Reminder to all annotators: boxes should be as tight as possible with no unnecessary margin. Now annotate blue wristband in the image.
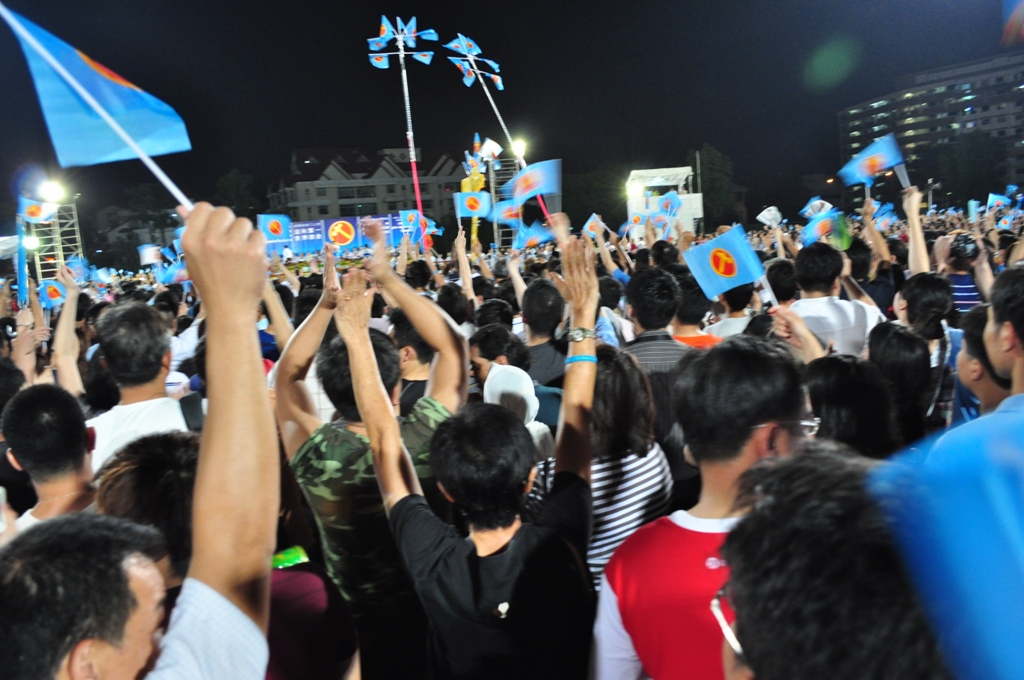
[565,355,598,366]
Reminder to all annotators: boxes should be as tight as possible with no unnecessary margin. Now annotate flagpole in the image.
[0,2,192,211]
[396,37,427,242]
[15,215,28,307]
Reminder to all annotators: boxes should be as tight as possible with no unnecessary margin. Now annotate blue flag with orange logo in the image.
[619,212,647,238]
[454,192,492,220]
[398,210,437,239]
[512,221,555,250]
[650,191,681,216]
[583,214,606,237]
[801,208,842,247]
[492,200,523,226]
[2,8,191,168]
[17,196,57,223]
[988,193,1012,211]
[37,281,65,309]
[258,215,292,242]
[683,226,765,300]
[502,160,561,206]
[837,134,904,188]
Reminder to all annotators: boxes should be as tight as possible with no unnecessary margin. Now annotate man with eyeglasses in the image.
[591,336,806,680]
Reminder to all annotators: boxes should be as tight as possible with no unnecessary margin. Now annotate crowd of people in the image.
[0,183,1021,680]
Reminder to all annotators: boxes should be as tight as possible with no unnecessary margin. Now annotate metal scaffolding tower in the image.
[28,203,84,281]
[491,160,518,248]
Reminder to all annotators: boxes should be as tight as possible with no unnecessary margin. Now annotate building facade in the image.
[838,52,1024,204]
[266,148,464,222]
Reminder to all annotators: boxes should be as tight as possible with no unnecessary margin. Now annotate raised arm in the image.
[472,241,494,281]
[840,252,877,307]
[425,247,446,290]
[181,202,279,632]
[396,235,409,277]
[272,253,301,295]
[554,233,598,484]
[904,187,929,276]
[861,198,892,267]
[594,222,620,275]
[364,220,468,414]
[508,250,527,310]
[262,277,295,354]
[53,266,84,397]
[454,226,476,306]
[336,270,424,512]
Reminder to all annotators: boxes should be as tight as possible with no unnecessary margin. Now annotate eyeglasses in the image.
[752,418,820,437]
[711,586,745,662]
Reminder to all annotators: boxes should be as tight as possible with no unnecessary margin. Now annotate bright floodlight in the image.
[512,139,527,158]
[626,181,644,199]
[39,181,65,203]
[23,236,40,250]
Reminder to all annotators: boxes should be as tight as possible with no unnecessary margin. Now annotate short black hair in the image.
[960,304,1012,390]
[495,279,520,315]
[0,514,166,680]
[474,299,514,330]
[436,283,472,326]
[650,240,679,267]
[390,307,435,365]
[721,284,754,313]
[665,266,710,325]
[674,335,803,464]
[83,349,121,413]
[990,266,1024,343]
[470,324,532,371]
[430,403,536,530]
[795,242,843,294]
[472,276,496,302]
[765,259,798,304]
[293,289,322,328]
[846,238,873,281]
[0,355,26,414]
[96,302,170,387]
[318,329,401,422]
[592,347,653,459]
[522,278,565,338]
[887,237,909,266]
[2,385,88,482]
[97,432,200,580]
[598,276,623,311]
[626,266,680,331]
[804,355,900,459]
[902,273,953,341]
[274,283,294,317]
[722,447,952,680]
[867,323,931,446]
[405,260,432,290]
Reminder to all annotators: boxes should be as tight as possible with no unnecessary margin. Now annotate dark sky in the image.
[0,0,1009,224]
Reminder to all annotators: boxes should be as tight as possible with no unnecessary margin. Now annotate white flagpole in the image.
[0,3,193,210]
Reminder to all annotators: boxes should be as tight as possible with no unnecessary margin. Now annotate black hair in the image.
[633,248,650,271]
[867,322,931,446]
[84,301,111,330]
[665,267,710,325]
[404,260,432,290]
[592,347,654,460]
[152,289,181,310]
[436,283,472,326]
[175,315,194,334]
[902,273,953,341]
[472,276,496,302]
[765,259,798,304]
[804,355,901,459]
[990,266,1024,346]
[291,289,321,328]
[795,242,843,294]
[846,238,873,281]
[83,349,121,413]
[0,355,26,413]
[430,402,536,530]
[742,313,774,338]
[960,304,1012,391]
[625,266,680,331]
[96,302,170,387]
[371,292,387,319]
[97,432,199,580]
[650,240,679,267]
[0,514,166,680]
[318,329,400,422]
[2,385,88,482]
[274,283,295,317]
[389,307,435,365]
[522,278,565,338]
[721,284,754,313]
[674,335,803,464]
[887,237,909,266]
[0,317,16,356]
[722,447,952,680]
[495,279,520,315]
[598,276,623,311]
[470,324,532,371]
[474,299,514,330]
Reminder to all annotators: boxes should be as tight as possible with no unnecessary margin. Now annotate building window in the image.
[387,185,396,194]
[306,206,312,216]
[338,188,355,199]
[999,130,1007,137]
[318,205,329,215]
[999,117,1008,123]
[304,189,310,199]
[357,187,376,198]
[983,119,991,125]
[966,121,978,128]
[316,187,327,197]
[422,200,433,209]
[387,202,399,210]
[850,131,861,137]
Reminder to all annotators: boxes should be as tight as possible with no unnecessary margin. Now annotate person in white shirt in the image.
[87,302,191,471]
[706,284,755,338]
[789,242,886,356]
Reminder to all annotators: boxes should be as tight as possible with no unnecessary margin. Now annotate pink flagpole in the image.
[397,37,427,242]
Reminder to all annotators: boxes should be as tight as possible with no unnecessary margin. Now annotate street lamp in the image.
[511,139,527,159]
[626,181,644,200]
[38,181,65,203]
[23,235,40,250]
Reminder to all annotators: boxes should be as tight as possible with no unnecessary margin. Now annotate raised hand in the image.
[549,212,571,245]
[55,265,80,298]
[902,186,922,218]
[454,225,467,256]
[334,270,374,340]
[561,236,600,321]
[361,218,393,281]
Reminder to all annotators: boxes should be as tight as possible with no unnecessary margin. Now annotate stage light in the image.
[38,181,65,203]
[626,181,644,199]
[512,139,527,158]
[23,236,40,250]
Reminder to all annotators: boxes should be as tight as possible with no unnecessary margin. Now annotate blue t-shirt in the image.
[926,394,1024,468]
[946,273,982,314]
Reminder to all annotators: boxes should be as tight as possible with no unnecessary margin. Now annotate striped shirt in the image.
[623,331,690,374]
[947,273,982,313]
[522,444,673,588]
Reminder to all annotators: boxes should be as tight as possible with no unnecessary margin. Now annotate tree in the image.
[214,169,263,219]
[125,183,178,232]
[917,132,1002,206]
[687,144,736,225]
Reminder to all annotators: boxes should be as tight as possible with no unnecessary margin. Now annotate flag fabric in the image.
[454,192,493,220]
[988,193,1011,210]
[874,203,898,232]
[583,214,606,237]
[800,197,833,219]
[137,244,161,266]
[258,214,291,242]
[369,54,390,69]
[1004,0,1024,45]
[449,57,476,87]
[65,255,89,283]
[683,226,765,300]
[445,33,482,56]
[17,196,57,223]
[37,281,65,309]
[3,9,192,168]
[651,191,681,216]
[512,221,555,250]
[91,266,114,284]
[756,206,783,228]
[378,15,396,42]
[492,200,523,226]
[837,134,904,188]
[801,209,843,247]
[411,52,433,65]
[620,212,648,238]
[398,210,438,239]
[161,246,177,263]
[502,160,561,206]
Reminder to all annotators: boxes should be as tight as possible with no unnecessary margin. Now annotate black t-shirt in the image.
[857,267,896,314]
[389,472,594,680]
[400,379,428,417]
[527,342,566,387]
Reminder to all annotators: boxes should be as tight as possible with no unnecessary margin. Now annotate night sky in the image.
[0,0,1009,224]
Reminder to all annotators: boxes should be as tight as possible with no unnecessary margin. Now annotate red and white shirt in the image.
[591,511,738,680]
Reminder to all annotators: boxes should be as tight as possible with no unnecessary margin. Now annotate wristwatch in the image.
[567,327,597,342]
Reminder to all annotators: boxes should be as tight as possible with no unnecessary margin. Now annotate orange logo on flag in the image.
[710,248,737,278]
[516,172,538,195]
[373,56,385,63]
[380,23,388,37]
[465,196,481,212]
[25,204,42,218]
[76,50,141,90]
[46,286,62,300]
[328,220,356,246]
[861,154,886,176]
[631,215,642,224]
[267,220,283,236]
[406,213,417,224]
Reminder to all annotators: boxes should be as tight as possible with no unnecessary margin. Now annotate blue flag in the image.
[257,214,291,242]
[369,54,390,69]
[988,193,1012,210]
[398,210,437,239]
[801,209,843,247]
[800,196,833,219]
[17,196,57,223]
[454,192,493,220]
[3,8,191,168]
[66,255,89,283]
[837,134,904,188]
[683,226,765,299]
[512,222,555,250]
[38,281,65,309]
[583,214,605,237]
[492,200,523,226]
[651,191,681,216]
[502,160,561,206]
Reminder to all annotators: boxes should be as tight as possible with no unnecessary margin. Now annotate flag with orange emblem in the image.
[837,134,904,188]
[683,225,765,299]
[17,196,57,223]
[258,215,292,242]
[502,160,561,206]
[454,192,492,220]
[2,8,191,167]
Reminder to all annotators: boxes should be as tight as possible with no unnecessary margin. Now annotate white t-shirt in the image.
[706,314,752,338]
[87,398,188,472]
[789,296,886,356]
